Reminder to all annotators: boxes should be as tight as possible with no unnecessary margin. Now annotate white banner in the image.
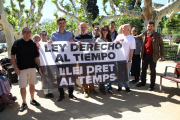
[39,41,126,66]
[39,41,128,88]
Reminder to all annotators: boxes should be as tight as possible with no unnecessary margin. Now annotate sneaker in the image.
[101,91,106,95]
[90,90,98,94]
[126,87,131,93]
[117,87,122,92]
[30,99,40,106]
[108,90,113,94]
[19,103,27,112]
[84,91,88,98]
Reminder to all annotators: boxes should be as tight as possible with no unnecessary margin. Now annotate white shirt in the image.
[114,34,136,62]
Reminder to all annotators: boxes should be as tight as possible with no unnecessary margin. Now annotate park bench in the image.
[160,61,180,92]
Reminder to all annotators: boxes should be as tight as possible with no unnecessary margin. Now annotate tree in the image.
[51,0,122,31]
[0,0,14,57]
[87,0,99,20]
[0,0,46,56]
[111,0,180,31]
[6,0,46,39]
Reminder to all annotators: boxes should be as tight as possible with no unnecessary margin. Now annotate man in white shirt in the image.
[115,24,136,93]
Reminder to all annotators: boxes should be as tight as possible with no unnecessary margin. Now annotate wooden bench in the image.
[160,61,180,92]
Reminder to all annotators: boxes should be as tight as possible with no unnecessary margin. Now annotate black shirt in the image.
[74,34,93,42]
[11,38,39,70]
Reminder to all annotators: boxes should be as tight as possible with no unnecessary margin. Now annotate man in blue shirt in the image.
[109,21,118,41]
[50,17,77,101]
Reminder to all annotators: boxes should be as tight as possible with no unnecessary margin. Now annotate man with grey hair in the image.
[74,22,98,98]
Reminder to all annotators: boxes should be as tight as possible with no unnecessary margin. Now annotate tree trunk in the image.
[0,0,14,57]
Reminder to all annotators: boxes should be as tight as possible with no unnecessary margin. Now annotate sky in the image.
[4,0,167,23]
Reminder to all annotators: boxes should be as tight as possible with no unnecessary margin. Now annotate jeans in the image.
[99,82,112,92]
[118,63,132,88]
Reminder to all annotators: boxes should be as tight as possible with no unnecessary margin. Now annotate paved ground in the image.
[0,52,180,120]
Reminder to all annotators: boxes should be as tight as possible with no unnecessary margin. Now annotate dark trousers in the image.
[58,87,74,97]
[141,54,157,87]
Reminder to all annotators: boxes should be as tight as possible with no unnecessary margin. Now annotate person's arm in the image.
[127,49,134,68]
[35,57,42,74]
[11,55,20,74]
[134,31,147,41]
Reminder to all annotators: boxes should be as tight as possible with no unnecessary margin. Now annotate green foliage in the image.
[112,15,143,34]
[40,16,77,38]
[6,14,18,31]
[37,0,43,7]
[4,7,11,14]
[173,34,180,43]
[163,42,169,45]
[162,14,180,35]
[164,45,179,61]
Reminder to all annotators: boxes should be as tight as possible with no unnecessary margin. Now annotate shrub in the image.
[164,45,179,61]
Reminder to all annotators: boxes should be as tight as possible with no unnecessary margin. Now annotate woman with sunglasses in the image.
[96,25,113,95]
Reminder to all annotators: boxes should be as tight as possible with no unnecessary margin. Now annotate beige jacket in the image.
[134,31,165,62]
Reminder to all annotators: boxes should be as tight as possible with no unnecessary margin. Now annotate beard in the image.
[81,30,86,34]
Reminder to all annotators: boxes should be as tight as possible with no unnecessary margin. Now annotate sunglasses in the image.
[42,34,47,36]
[133,30,137,32]
[102,29,108,31]
[95,29,99,31]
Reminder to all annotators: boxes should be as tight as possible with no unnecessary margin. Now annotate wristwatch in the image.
[128,60,131,63]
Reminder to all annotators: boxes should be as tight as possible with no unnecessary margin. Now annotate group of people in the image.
[10,17,165,112]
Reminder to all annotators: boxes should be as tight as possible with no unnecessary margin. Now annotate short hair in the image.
[132,27,137,30]
[148,21,155,26]
[110,21,115,25]
[57,17,66,23]
[22,27,30,33]
[94,27,99,29]
[32,34,41,40]
[40,30,47,35]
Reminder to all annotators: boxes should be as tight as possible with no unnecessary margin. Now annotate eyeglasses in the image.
[95,29,99,31]
[23,31,31,34]
[42,34,47,36]
[102,29,108,31]
[133,30,137,32]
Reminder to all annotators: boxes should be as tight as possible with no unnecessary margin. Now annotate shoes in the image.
[84,91,89,98]
[56,96,65,102]
[126,87,131,93]
[30,99,40,106]
[117,87,122,92]
[45,93,54,98]
[148,87,154,91]
[136,82,146,87]
[108,90,113,94]
[101,91,106,95]
[130,80,138,84]
[19,103,27,112]
[89,90,98,94]
[69,95,77,100]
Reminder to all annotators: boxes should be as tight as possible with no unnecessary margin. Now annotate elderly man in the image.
[109,21,118,41]
[74,22,98,98]
[115,24,136,93]
[50,17,77,101]
[135,21,165,91]
[11,27,41,112]
[39,30,54,98]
